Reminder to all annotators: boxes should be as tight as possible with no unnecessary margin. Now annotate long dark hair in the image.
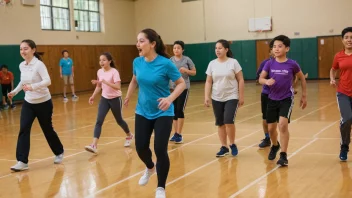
[21,39,42,61]
[216,39,233,58]
[101,52,116,68]
[141,28,169,58]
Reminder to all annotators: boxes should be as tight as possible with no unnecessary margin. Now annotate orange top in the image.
[0,71,14,85]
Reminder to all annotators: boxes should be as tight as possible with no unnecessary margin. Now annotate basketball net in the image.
[0,0,12,6]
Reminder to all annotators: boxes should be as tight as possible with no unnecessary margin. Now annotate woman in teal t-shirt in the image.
[124,28,186,198]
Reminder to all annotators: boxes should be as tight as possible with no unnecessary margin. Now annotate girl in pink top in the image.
[85,52,133,154]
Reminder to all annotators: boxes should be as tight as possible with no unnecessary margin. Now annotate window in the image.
[74,0,100,32]
[40,0,70,31]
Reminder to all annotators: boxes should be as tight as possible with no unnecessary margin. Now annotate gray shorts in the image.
[63,75,73,85]
[212,99,239,126]
[337,92,352,124]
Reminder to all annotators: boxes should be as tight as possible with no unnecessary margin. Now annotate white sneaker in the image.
[155,187,166,198]
[10,161,28,172]
[63,97,68,102]
[124,134,134,147]
[139,167,155,186]
[54,153,64,164]
[85,144,98,154]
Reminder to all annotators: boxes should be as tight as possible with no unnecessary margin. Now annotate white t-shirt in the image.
[205,58,242,102]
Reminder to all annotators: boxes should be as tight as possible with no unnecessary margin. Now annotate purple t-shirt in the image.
[256,58,272,95]
[262,58,301,100]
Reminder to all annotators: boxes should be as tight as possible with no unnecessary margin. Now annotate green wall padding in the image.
[287,38,318,79]
[0,45,24,102]
[238,40,256,80]
[183,40,257,81]
[183,42,216,81]
[301,38,318,79]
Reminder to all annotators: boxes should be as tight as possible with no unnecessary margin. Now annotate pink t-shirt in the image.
[97,68,122,99]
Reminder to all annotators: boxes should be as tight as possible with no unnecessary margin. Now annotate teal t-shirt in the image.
[133,55,181,119]
[59,58,73,75]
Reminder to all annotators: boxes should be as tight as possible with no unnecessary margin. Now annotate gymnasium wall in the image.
[135,0,348,81]
[134,0,350,44]
[0,0,136,45]
[0,0,138,102]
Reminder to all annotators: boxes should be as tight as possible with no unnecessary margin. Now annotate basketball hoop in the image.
[0,0,12,6]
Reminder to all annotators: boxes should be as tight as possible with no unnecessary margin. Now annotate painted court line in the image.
[91,103,267,196]
[93,101,334,196]
[165,103,336,188]
[166,142,258,187]
[295,152,352,156]
[0,159,17,162]
[0,174,12,179]
[228,121,338,198]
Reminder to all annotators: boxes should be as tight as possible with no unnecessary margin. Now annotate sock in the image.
[265,133,270,138]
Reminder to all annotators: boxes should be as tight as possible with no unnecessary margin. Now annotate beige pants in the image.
[63,75,74,85]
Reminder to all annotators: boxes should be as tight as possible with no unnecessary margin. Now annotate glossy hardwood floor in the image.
[0,80,351,198]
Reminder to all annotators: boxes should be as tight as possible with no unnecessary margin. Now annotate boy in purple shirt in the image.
[256,45,274,148]
[259,35,307,166]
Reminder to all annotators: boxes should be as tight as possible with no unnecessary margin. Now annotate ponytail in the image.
[34,52,42,61]
[110,60,116,68]
[141,28,170,58]
[226,49,233,58]
[155,35,170,58]
[101,52,116,68]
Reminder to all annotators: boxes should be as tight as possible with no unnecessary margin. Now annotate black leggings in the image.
[173,89,189,120]
[135,114,173,188]
[94,96,130,138]
[17,99,64,164]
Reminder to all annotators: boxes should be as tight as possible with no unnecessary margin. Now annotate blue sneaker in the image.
[230,144,238,156]
[216,146,229,157]
[340,145,349,161]
[174,134,183,144]
[169,133,177,141]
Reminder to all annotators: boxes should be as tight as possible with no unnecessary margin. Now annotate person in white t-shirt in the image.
[204,39,244,157]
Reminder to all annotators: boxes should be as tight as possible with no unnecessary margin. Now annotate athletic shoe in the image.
[174,134,183,144]
[54,153,64,164]
[216,146,229,157]
[139,167,156,186]
[268,142,280,160]
[10,161,29,172]
[259,137,271,148]
[85,144,98,154]
[340,145,349,161]
[3,104,9,110]
[229,144,238,156]
[277,152,288,166]
[155,187,166,198]
[124,134,134,147]
[169,133,177,141]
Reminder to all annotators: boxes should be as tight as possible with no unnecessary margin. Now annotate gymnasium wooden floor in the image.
[0,80,351,198]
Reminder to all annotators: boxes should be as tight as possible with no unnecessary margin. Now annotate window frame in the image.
[40,0,71,31]
[74,0,101,32]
